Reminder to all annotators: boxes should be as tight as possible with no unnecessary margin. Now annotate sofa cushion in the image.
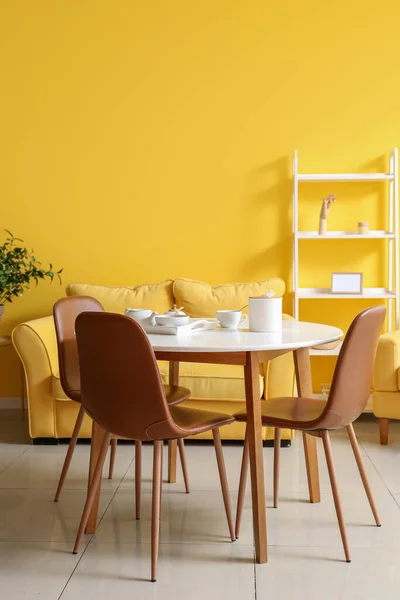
[53,362,263,403]
[66,281,174,314]
[173,277,285,318]
[159,362,263,402]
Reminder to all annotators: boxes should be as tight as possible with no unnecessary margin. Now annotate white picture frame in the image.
[331,272,363,295]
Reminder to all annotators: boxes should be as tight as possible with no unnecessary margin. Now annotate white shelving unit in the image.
[292,148,399,357]
[298,231,395,239]
[298,173,394,182]
[298,287,396,300]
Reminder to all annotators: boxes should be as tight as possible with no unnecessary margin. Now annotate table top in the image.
[148,320,342,353]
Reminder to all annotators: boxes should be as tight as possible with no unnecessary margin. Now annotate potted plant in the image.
[0,230,62,321]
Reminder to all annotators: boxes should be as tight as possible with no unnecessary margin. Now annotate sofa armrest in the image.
[262,313,296,400]
[12,316,59,438]
[373,330,400,392]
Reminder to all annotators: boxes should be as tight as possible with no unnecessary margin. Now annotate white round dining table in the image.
[86,319,342,565]
[148,320,342,353]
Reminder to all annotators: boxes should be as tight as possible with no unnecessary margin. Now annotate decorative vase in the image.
[358,222,369,235]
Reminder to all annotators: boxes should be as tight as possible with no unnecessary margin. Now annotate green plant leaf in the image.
[0,229,63,303]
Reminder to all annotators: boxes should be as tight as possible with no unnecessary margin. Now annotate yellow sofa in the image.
[373,330,400,444]
[12,277,295,443]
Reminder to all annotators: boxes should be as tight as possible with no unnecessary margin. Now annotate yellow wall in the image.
[0,0,399,396]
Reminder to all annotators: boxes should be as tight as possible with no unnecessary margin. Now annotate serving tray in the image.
[143,318,218,336]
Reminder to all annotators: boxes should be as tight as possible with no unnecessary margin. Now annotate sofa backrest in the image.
[66,281,174,314]
[66,277,286,319]
[173,277,285,318]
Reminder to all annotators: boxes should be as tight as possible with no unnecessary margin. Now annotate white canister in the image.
[249,296,282,332]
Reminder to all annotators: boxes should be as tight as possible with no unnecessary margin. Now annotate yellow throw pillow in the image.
[66,281,174,314]
[173,277,285,318]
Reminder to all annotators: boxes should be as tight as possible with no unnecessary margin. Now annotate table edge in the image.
[151,333,343,353]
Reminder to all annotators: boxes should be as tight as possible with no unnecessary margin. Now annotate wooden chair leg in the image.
[212,428,236,541]
[379,418,389,445]
[73,432,112,554]
[346,424,381,526]
[135,440,142,520]
[54,404,85,502]
[159,441,163,510]
[108,438,117,479]
[235,429,249,539]
[151,440,163,582]
[273,427,281,508]
[177,438,190,493]
[321,430,351,563]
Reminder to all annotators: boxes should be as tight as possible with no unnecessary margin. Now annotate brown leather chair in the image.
[72,311,236,582]
[53,297,191,513]
[234,306,385,563]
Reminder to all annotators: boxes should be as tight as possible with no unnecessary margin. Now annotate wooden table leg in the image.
[85,420,107,534]
[293,347,320,504]
[168,361,179,483]
[244,351,267,564]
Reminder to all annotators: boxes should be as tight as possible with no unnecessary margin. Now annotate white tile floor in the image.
[0,410,399,599]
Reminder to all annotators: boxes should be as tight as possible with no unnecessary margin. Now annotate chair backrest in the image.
[53,296,104,401]
[317,306,386,430]
[75,311,179,441]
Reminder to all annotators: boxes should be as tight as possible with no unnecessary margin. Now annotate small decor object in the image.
[0,230,62,322]
[249,290,282,332]
[358,222,369,235]
[318,194,336,235]
[331,272,363,295]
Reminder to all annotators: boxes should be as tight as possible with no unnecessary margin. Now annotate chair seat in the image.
[163,385,191,406]
[234,396,328,430]
[171,405,235,436]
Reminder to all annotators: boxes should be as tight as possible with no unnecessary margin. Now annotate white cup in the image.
[249,296,282,332]
[124,308,154,322]
[124,308,158,327]
[216,310,248,329]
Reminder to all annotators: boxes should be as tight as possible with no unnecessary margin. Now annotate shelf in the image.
[297,173,394,182]
[297,230,395,239]
[310,342,342,356]
[292,149,399,332]
[298,287,396,299]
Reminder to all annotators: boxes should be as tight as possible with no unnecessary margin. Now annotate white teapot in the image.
[124,308,157,327]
